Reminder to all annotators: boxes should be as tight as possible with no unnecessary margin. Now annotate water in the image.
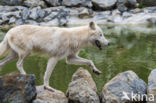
[0,24,156,93]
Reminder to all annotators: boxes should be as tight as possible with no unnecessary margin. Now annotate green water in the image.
[0,24,156,93]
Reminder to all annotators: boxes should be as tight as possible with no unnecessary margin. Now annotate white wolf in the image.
[0,22,109,91]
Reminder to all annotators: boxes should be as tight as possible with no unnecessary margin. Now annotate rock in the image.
[56,9,69,26]
[92,0,117,10]
[147,18,156,24]
[43,12,58,22]
[15,19,24,25]
[141,0,156,7]
[66,68,100,103]
[33,86,68,103]
[9,17,16,24]
[62,0,92,8]
[44,0,61,6]
[25,20,38,25]
[29,7,46,20]
[38,9,46,18]
[122,7,156,24]
[22,8,30,20]
[94,11,111,21]
[78,8,93,19]
[147,69,156,103]
[0,72,36,103]
[117,4,128,12]
[117,0,138,12]
[112,9,121,16]
[101,71,147,103]
[29,7,39,20]
[24,0,47,8]
[0,11,21,25]
[131,8,142,13]
[143,7,156,13]
[0,0,23,6]
[122,12,132,18]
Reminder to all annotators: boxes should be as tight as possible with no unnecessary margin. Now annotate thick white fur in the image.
[0,22,109,91]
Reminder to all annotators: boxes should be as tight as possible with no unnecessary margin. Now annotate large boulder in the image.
[92,0,117,10]
[66,68,100,103]
[101,71,147,103]
[147,69,156,103]
[0,72,36,103]
[141,0,156,7]
[33,86,68,103]
[62,0,92,8]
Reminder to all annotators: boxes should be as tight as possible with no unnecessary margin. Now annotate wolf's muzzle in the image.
[95,40,102,50]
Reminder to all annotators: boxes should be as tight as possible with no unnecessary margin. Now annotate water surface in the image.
[0,24,156,93]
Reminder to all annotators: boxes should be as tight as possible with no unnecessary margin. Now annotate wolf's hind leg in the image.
[44,57,58,92]
[66,55,102,75]
[16,52,30,74]
[0,50,18,70]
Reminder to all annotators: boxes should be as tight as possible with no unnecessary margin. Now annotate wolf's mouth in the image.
[95,40,102,50]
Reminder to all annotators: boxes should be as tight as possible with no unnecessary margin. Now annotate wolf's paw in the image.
[93,69,102,75]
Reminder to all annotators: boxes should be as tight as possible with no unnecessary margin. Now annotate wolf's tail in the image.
[0,37,9,56]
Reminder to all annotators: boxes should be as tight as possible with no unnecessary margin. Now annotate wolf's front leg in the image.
[66,55,102,75]
[44,57,58,92]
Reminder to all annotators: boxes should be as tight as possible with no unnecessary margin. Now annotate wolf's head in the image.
[88,22,109,50]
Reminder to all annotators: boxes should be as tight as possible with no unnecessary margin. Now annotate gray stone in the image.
[112,9,121,16]
[57,9,69,26]
[148,69,156,103]
[131,8,142,13]
[0,11,21,18]
[147,18,156,24]
[141,0,156,7]
[15,19,24,25]
[43,12,58,22]
[117,4,128,12]
[25,20,38,25]
[92,0,117,10]
[117,0,138,12]
[143,7,156,13]
[62,0,92,7]
[38,9,46,18]
[29,7,40,20]
[33,86,68,103]
[22,8,30,20]
[9,17,16,24]
[0,0,23,6]
[28,7,46,21]
[66,68,100,103]
[45,0,61,6]
[0,72,36,103]
[78,8,93,19]
[24,0,47,8]
[122,12,132,18]
[101,71,147,103]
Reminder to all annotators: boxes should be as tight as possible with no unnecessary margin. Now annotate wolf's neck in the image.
[73,26,90,49]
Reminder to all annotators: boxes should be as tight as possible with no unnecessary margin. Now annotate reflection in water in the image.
[0,25,156,93]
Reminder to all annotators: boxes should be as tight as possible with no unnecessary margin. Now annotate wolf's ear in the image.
[89,21,95,30]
